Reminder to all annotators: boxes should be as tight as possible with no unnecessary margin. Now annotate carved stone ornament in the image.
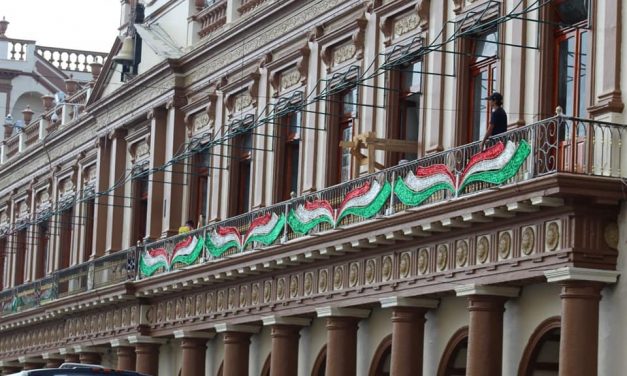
[217,290,225,311]
[277,278,286,300]
[477,236,489,264]
[228,288,236,309]
[318,269,328,292]
[453,0,463,13]
[393,13,419,38]
[333,266,344,290]
[521,227,535,255]
[349,262,359,287]
[399,252,411,278]
[365,259,376,284]
[240,286,247,308]
[206,292,214,312]
[382,256,393,281]
[418,248,429,274]
[456,240,468,267]
[498,232,512,259]
[290,275,299,298]
[436,244,448,271]
[332,42,356,66]
[251,283,260,305]
[545,222,560,252]
[604,222,619,250]
[304,272,313,295]
[264,281,272,303]
[280,68,302,92]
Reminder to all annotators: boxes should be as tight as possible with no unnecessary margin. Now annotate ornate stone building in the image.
[0,0,625,375]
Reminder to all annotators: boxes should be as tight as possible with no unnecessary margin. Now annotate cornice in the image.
[544,267,620,284]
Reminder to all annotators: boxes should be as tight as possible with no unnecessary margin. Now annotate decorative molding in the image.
[379,296,439,309]
[261,316,311,326]
[214,324,260,333]
[544,267,620,284]
[173,330,215,339]
[315,306,370,319]
[455,284,520,298]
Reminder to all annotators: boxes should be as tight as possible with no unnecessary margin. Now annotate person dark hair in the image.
[185,220,194,228]
[480,92,507,150]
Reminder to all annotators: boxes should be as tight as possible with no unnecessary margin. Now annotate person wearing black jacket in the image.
[480,92,507,150]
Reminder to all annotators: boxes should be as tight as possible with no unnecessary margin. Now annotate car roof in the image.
[7,368,149,376]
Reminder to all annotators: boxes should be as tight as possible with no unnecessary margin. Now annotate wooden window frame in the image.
[518,316,561,376]
[34,221,49,279]
[14,228,27,285]
[327,85,358,186]
[229,128,253,216]
[368,334,392,376]
[437,327,469,376]
[189,150,210,225]
[275,110,301,202]
[132,174,149,243]
[467,30,499,143]
[58,209,73,270]
[311,344,327,376]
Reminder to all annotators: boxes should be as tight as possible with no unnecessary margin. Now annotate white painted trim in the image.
[173,330,215,339]
[544,267,620,283]
[379,296,439,309]
[214,323,260,334]
[454,284,520,298]
[315,306,370,318]
[261,315,311,327]
[127,335,167,344]
[109,339,131,348]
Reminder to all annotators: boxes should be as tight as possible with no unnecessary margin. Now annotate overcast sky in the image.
[1,0,120,52]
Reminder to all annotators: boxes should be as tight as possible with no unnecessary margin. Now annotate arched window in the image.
[311,345,327,376]
[437,327,469,376]
[368,335,392,376]
[217,360,223,376]
[260,353,271,376]
[468,30,499,142]
[518,317,561,376]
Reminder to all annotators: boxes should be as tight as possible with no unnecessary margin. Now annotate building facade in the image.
[0,0,625,375]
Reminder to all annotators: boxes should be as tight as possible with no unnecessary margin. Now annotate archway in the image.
[368,334,392,376]
[311,345,327,376]
[518,317,561,376]
[437,327,469,376]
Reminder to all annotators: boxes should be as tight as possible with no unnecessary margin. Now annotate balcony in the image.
[0,115,625,318]
[195,0,228,38]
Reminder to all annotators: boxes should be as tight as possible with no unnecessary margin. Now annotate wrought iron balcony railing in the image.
[0,115,625,317]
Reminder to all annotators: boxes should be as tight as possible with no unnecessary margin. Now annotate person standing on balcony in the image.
[178,220,195,234]
[480,92,507,150]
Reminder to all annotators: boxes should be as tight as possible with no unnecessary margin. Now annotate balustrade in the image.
[36,46,106,73]
[195,0,227,37]
[4,39,32,61]
[0,116,625,315]
[238,0,268,15]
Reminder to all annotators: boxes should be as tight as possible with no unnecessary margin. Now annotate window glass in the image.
[474,30,498,63]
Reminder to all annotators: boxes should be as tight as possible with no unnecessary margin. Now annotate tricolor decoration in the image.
[205,226,242,257]
[243,212,285,248]
[336,180,391,224]
[171,235,204,267]
[394,164,456,206]
[139,247,170,277]
[288,199,335,235]
[458,140,530,192]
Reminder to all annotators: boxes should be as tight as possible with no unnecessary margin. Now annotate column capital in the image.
[454,283,520,298]
[262,315,311,327]
[315,306,370,318]
[0,360,20,368]
[59,347,76,355]
[379,296,439,309]
[110,339,131,348]
[544,267,619,284]
[174,330,215,339]
[42,352,63,360]
[18,356,44,364]
[128,335,167,345]
[214,323,260,334]
[73,345,107,354]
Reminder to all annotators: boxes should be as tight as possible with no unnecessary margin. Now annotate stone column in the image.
[18,357,45,370]
[215,324,260,376]
[74,346,105,365]
[174,331,214,376]
[455,284,519,376]
[111,339,136,371]
[145,107,167,241]
[380,297,439,376]
[105,129,127,253]
[316,307,370,376]
[42,353,64,369]
[129,336,166,376]
[545,267,619,376]
[60,348,80,364]
[262,316,311,376]
[0,361,21,374]
[160,100,186,237]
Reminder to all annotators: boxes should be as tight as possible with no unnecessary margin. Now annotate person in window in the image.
[480,92,507,150]
[178,220,195,234]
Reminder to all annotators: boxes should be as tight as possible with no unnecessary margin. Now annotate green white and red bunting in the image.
[288,199,335,235]
[171,235,204,267]
[336,180,391,223]
[205,226,242,257]
[458,140,530,191]
[394,164,455,206]
[243,212,285,249]
[139,247,169,277]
